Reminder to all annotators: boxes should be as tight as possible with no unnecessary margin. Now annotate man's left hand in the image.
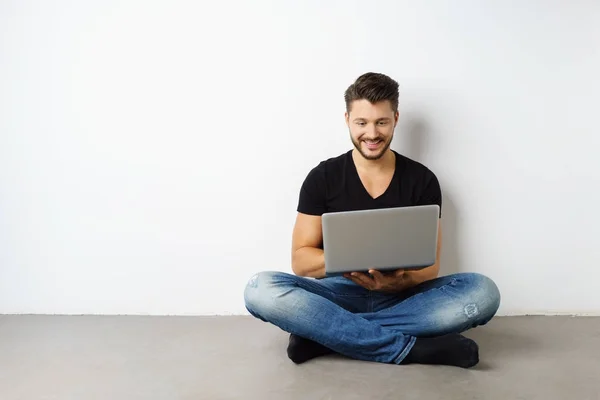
[344,269,407,293]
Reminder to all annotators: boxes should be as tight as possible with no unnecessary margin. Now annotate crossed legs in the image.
[244,271,500,367]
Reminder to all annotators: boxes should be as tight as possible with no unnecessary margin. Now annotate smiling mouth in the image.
[363,138,383,149]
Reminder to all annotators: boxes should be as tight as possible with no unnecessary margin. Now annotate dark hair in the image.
[344,72,399,112]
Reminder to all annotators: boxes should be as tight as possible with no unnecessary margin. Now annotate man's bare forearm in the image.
[292,247,326,278]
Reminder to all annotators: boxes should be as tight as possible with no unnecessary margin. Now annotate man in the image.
[244,72,500,368]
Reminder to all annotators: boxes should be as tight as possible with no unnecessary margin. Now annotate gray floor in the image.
[0,316,599,400]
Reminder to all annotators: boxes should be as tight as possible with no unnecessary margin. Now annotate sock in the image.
[401,333,479,368]
[286,334,334,364]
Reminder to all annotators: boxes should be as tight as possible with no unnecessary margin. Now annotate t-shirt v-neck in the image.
[297,149,443,217]
[348,152,398,203]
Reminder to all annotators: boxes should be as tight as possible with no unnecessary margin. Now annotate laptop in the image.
[321,204,440,276]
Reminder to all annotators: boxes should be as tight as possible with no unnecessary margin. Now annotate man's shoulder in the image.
[314,150,351,169]
[305,150,351,178]
[297,151,352,215]
[394,151,438,180]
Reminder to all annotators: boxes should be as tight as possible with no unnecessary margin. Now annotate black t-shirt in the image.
[297,150,442,217]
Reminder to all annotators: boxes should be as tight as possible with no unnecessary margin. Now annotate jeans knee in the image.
[243,271,288,319]
[432,273,500,333]
[462,273,501,323]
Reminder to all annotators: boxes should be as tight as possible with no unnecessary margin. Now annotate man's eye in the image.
[377,121,388,125]
[356,122,366,126]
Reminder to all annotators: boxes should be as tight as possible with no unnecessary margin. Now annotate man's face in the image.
[345,99,399,160]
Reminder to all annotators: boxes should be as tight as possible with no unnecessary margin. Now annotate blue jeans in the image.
[244,271,500,364]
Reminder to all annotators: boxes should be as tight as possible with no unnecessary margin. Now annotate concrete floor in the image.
[0,316,599,399]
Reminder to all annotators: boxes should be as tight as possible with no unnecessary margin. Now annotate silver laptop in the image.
[321,204,440,276]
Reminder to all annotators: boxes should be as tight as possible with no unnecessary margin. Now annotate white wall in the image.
[1,1,599,316]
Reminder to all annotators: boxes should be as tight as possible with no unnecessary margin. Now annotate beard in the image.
[351,135,393,160]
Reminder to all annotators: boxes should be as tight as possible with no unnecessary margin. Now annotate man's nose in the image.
[366,123,377,136]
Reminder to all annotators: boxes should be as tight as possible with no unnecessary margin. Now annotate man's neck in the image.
[351,148,396,172]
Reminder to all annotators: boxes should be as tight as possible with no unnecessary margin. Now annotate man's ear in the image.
[345,111,350,127]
